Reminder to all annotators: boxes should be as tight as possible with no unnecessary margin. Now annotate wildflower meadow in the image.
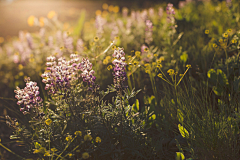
[0,0,240,159]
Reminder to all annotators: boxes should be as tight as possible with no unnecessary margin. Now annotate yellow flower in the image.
[135,51,141,57]
[157,64,162,68]
[47,11,56,19]
[112,45,116,50]
[167,69,174,75]
[95,10,101,16]
[108,5,114,12]
[114,36,119,40]
[154,54,158,57]
[19,72,24,77]
[102,10,108,17]
[107,65,113,70]
[152,62,156,66]
[219,39,223,43]
[205,30,209,34]
[133,61,138,65]
[223,33,228,38]
[66,136,72,142]
[27,16,35,26]
[18,64,23,70]
[0,37,4,43]
[33,147,46,154]
[186,64,191,68]
[94,36,99,42]
[212,43,218,48]
[84,134,92,141]
[102,3,108,10]
[227,29,232,33]
[113,6,119,13]
[45,119,52,126]
[147,54,151,58]
[179,74,183,77]
[157,73,162,77]
[51,148,58,152]
[39,17,45,27]
[144,63,149,67]
[68,153,73,157]
[60,46,65,50]
[82,152,89,159]
[144,47,149,52]
[95,136,101,143]
[74,131,82,137]
[44,151,50,157]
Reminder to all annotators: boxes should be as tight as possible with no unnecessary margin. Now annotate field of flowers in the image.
[0,0,240,159]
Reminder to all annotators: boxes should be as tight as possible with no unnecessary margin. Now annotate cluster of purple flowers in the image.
[78,58,96,87]
[145,20,153,45]
[112,47,127,88]
[41,55,78,96]
[166,3,176,28]
[41,54,96,96]
[14,77,43,114]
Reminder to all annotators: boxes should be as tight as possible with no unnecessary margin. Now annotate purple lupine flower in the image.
[76,39,84,53]
[39,28,46,44]
[148,8,154,18]
[26,33,34,49]
[48,36,53,48]
[78,58,96,87]
[41,55,80,96]
[95,15,106,38]
[158,7,163,18]
[63,32,73,52]
[111,23,119,40]
[145,20,153,45]
[226,0,232,8]
[122,7,128,18]
[166,3,176,28]
[112,47,127,88]
[14,77,43,115]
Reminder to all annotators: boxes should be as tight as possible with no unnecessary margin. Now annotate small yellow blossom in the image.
[95,136,101,143]
[44,151,50,157]
[47,11,56,19]
[167,69,174,75]
[51,148,58,152]
[179,74,183,77]
[102,3,108,10]
[231,39,237,43]
[84,134,92,141]
[107,65,113,70]
[186,64,191,68]
[157,64,162,68]
[157,73,162,77]
[112,45,116,50]
[135,51,141,57]
[154,54,158,57]
[18,64,23,70]
[223,33,228,38]
[45,119,52,126]
[133,61,138,65]
[68,153,73,157]
[39,17,45,27]
[27,16,35,26]
[19,72,24,77]
[213,43,218,48]
[66,136,72,142]
[205,30,209,34]
[95,10,101,16]
[108,5,114,12]
[227,29,232,33]
[144,63,149,67]
[144,48,149,52]
[113,6,119,13]
[102,10,108,17]
[94,36,99,42]
[0,37,4,43]
[219,39,223,43]
[82,152,89,159]
[74,131,82,136]
[152,62,156,66]
[60,46,65,50]
[114,36,119,40]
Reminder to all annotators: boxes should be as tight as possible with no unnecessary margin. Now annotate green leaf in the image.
[178,124,189,138]
[133,99,139,113]
[73,10,86,37]
[177,109,184,124]
[176,152,185,160]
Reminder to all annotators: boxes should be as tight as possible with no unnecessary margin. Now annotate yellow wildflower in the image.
[205,30,209,34]
[18,64,23,70]
[51,148,58,152]
[114,36,119,40]
[66,136,72,142]
[135,51,141,57]
[47,11,56,19]
[39,17,45,27]
[0,37,4,43]
[44,151,50,157]
[102,3,108,10]
[212,43,218,48]
[19,72,24,77]
[108,5,114,12]
[113,6,119,13]
[74,131,82,137]
[107,65,113,70]
[45,119,52,126]
[82,152,89,159]
[144,47,149,52]
[112,45,116,50]
[95,136,101,143]
[186,64,191,68]
[68,153,73,157]
[102,10,108,17]
[157,73,162,77]
[27,16,35,26]
[227,29,232,33]
[94,36,99,42]
[167,69,174,75]
[223,33,228,38]
[95,10,101,16]
[84,134,92,141]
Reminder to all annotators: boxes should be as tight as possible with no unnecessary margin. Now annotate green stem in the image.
[56,137,76,160]
[0,143,24,159]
